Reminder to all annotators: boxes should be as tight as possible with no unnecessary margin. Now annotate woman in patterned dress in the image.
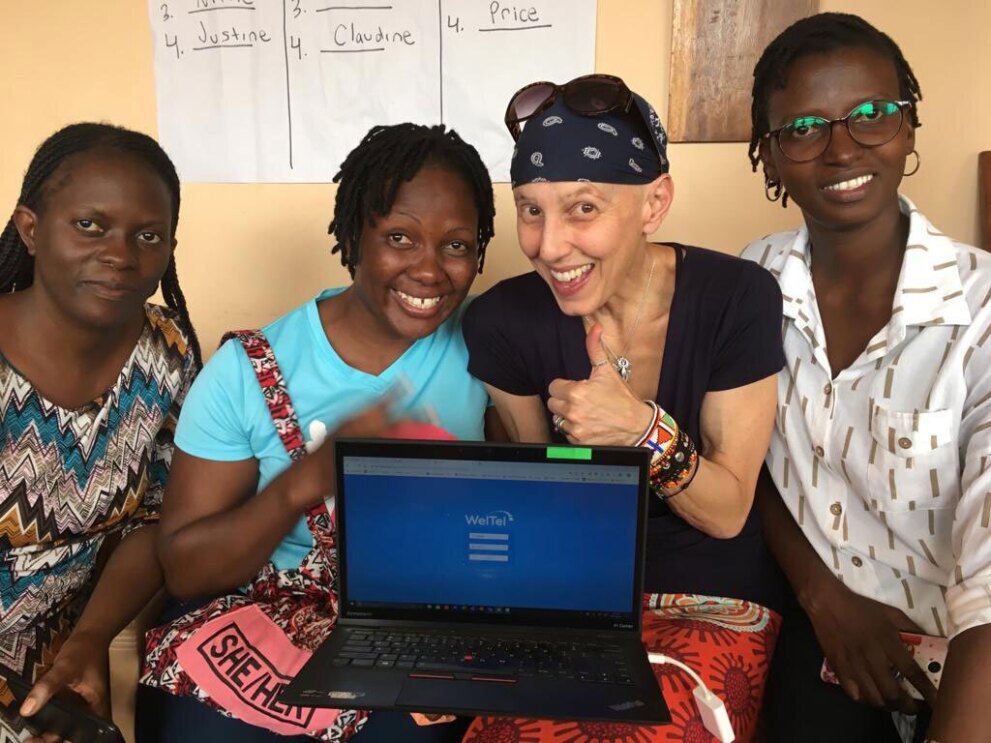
[0,123,200,740]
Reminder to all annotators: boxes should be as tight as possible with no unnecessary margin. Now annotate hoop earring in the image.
[903,149,920,177]
[764,175,782,203]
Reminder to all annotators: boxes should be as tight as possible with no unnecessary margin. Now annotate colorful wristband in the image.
[635,401,662,447]
[636,401,699,498]
[654,432,699,498]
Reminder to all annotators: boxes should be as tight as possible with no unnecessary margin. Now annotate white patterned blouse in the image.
[742,196,991,639]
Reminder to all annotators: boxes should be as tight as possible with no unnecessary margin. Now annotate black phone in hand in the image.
[0,667,124,743]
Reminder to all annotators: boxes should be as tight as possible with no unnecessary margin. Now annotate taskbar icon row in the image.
[422,604,511,614]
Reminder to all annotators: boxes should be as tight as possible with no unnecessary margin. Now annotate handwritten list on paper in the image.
[148,0,596,182]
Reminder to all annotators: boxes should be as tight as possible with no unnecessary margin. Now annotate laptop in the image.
[281,439,669,725]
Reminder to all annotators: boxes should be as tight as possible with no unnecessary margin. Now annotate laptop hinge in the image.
[336,617,638,640]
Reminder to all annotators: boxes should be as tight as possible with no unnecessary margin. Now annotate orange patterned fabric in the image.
[462,594,781,743]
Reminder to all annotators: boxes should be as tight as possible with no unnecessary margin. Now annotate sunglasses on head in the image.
[504,74,635,140]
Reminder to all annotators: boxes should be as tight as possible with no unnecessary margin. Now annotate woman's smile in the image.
[392,288,444,315]
[548,263,595,296]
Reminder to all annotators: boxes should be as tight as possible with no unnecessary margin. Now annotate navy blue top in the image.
[463,244,787,608]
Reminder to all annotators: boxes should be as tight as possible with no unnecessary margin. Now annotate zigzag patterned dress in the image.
[0,305,194,688]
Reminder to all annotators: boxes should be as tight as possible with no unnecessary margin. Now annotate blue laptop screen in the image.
[340,456,640,617]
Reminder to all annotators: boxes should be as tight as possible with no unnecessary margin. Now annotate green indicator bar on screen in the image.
[546,446,592,461]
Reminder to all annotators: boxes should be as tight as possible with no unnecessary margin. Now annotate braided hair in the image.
[329,123,495,277]
[749,12,923,206]
[0,122,202,368]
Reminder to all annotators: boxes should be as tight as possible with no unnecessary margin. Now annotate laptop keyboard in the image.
[333,629,634,685]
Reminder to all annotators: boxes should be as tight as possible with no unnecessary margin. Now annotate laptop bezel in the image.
[332,439,650,634]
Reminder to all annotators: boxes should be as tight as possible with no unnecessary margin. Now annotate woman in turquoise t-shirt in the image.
[138,124,496,743]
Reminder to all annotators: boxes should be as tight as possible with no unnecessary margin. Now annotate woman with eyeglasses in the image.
[464,75,785,618]
[742,13,991,742]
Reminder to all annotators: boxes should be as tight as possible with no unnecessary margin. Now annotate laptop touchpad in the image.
[397,678,520,712]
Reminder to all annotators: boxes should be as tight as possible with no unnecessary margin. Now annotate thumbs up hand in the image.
[546,323,654,445]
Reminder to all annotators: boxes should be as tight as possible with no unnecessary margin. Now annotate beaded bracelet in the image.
[652,431,698,498]
[636,401,699,498]
[635,401,662,447]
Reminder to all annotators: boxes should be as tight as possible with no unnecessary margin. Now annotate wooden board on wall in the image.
[668,0,818,143]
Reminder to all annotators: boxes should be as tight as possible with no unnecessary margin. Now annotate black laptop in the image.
[281,439,669,724]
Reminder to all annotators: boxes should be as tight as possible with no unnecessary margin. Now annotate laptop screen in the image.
[335,441,648,632]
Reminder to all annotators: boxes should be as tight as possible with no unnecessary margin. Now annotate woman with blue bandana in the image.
[463,75,786,608]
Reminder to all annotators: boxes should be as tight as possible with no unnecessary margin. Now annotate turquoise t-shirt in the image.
[174,288,487,570]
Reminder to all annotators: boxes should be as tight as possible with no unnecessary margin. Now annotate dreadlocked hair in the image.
[0,122,202,369]
[329,123,495,277]
[748,12,923,207]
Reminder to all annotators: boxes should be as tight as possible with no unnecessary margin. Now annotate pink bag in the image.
[175,604,345,735]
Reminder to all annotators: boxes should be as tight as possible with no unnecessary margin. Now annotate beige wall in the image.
[2,1,988,354]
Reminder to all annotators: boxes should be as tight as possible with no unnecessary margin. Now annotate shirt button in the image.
[815,445,825,457]
[823,383,833,395]
[829,502,842,516]
[851,556,863,568]
[898,437,912,450]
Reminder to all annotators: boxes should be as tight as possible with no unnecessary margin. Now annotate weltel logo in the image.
[466,511,512,563]
[464,510,514,527]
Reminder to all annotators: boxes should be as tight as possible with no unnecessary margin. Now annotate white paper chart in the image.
[148,0,597,182]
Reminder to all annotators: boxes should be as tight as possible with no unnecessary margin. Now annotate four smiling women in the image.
[1,10,986,743]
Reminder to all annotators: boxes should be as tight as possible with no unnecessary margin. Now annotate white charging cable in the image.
[647,653,735,743]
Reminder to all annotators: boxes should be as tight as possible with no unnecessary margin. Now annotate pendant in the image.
[614,356,632,382]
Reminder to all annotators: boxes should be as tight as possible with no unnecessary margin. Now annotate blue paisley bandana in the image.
[510,92,669,187]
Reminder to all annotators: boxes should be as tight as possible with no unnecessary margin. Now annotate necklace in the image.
[587,255,656,382]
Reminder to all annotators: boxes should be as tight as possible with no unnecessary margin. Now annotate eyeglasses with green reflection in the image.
[763,99,912,163]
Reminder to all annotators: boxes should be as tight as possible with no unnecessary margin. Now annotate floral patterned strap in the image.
[222,330,329,540]
[222,330,307,461]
